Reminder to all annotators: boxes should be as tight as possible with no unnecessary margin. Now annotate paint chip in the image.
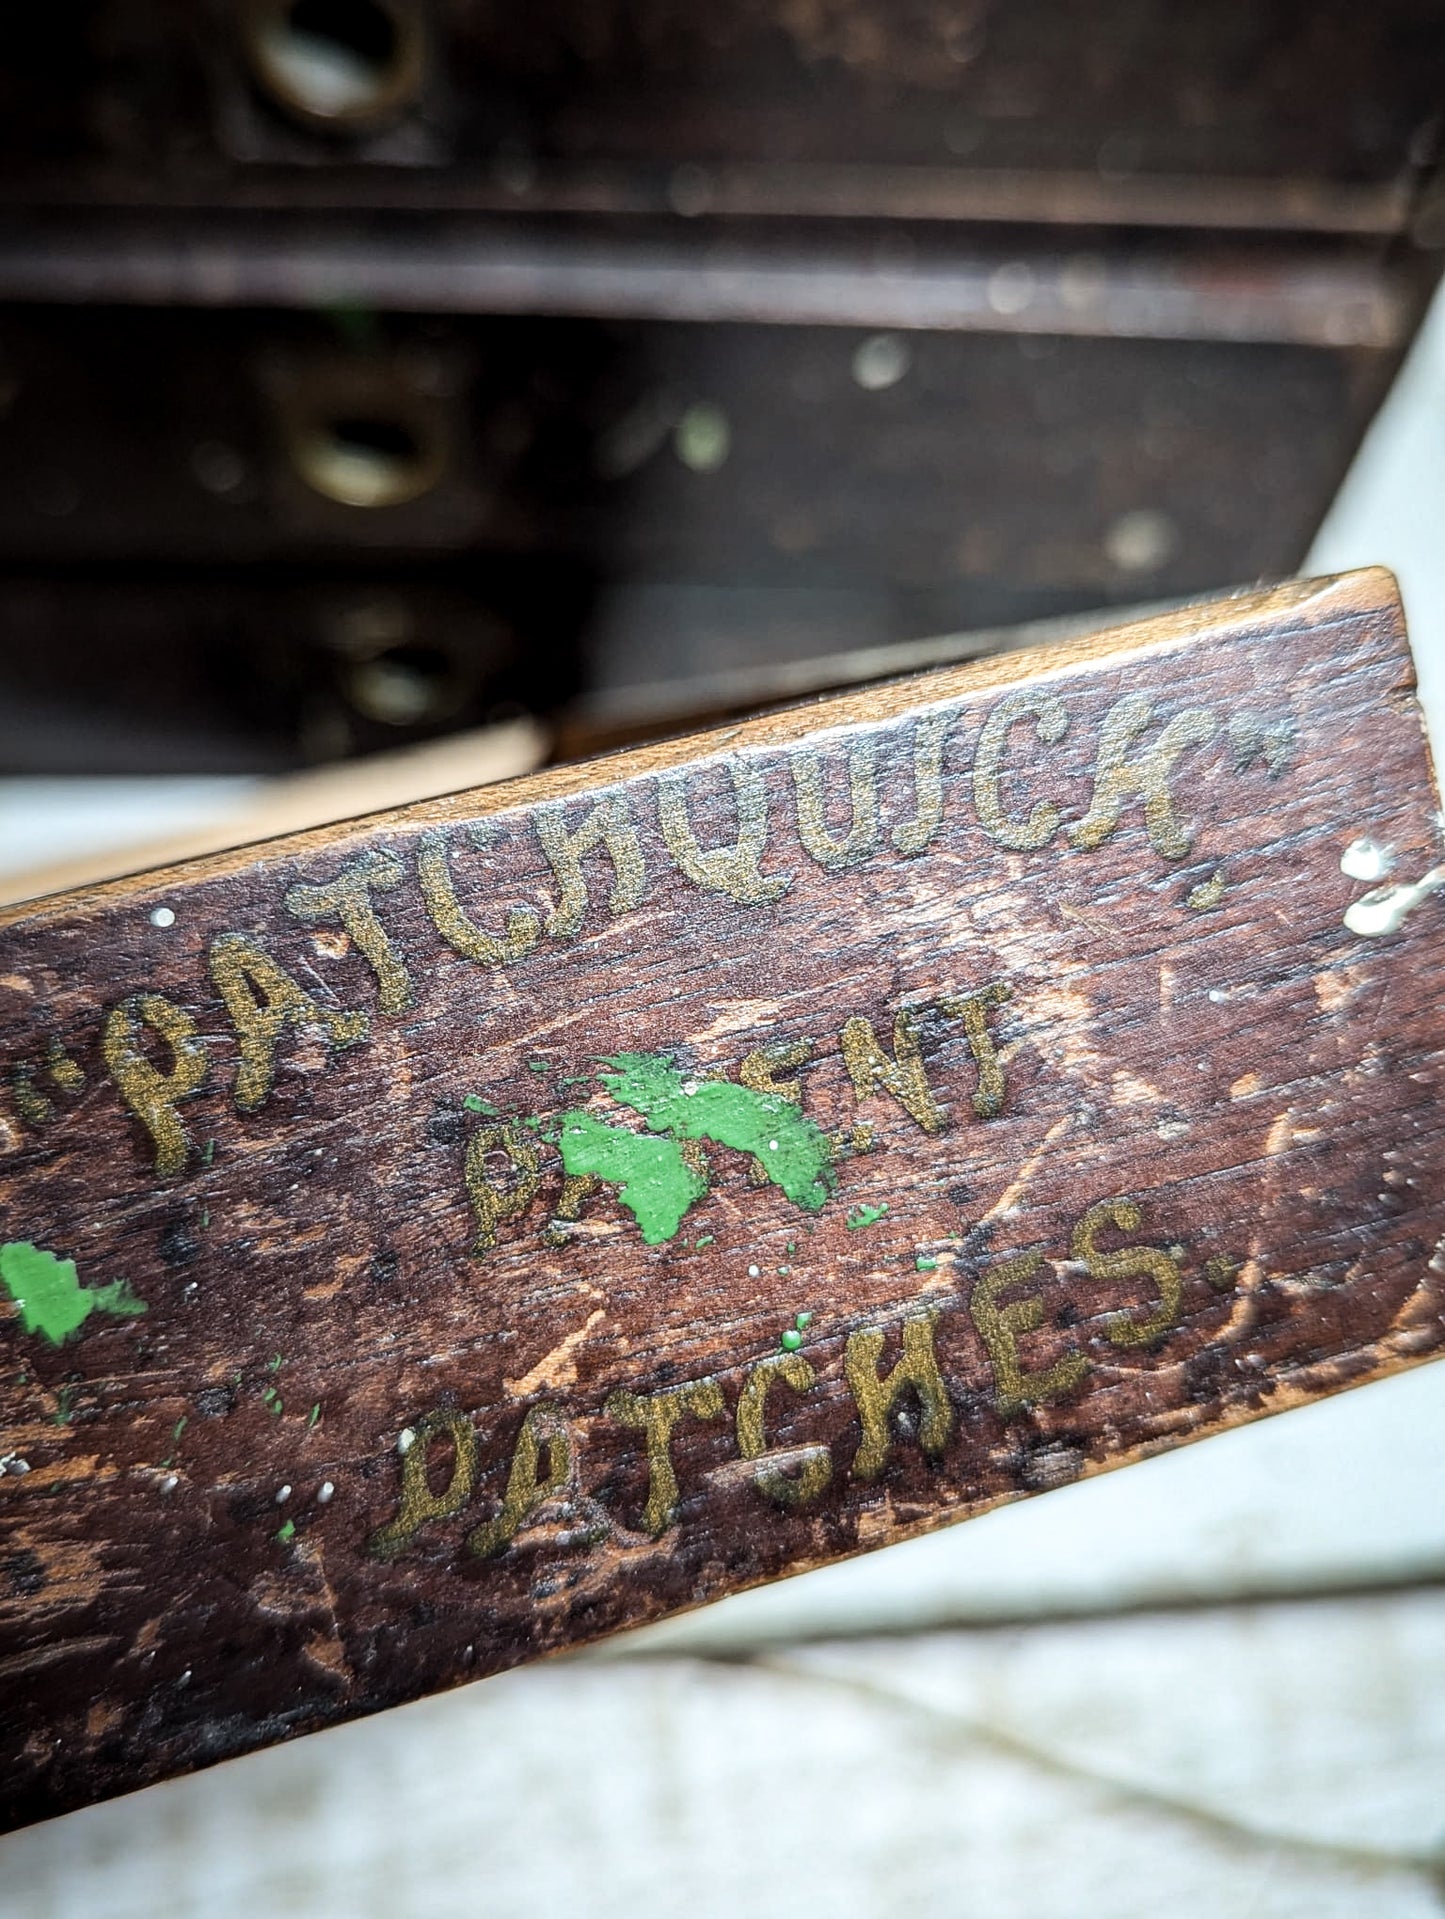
[1341,837,1393,882]
[275,1484,292,1503]
[149,906,176,929]
[1344,865,1445,938]
[317,1481,335,1504]
[0,1240,147,1346]
[846,1202,889,1230]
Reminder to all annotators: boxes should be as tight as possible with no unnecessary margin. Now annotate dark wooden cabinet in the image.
[0,1,1442,767]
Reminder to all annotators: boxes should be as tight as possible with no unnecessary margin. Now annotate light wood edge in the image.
[0,568,1405,934]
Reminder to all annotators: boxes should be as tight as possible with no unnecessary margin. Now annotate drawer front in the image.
[4,1,1443,202]
[0,307,1386,587]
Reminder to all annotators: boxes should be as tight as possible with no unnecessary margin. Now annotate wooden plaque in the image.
[2,568,1443,1829]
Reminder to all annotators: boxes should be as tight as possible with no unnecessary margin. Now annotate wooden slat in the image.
[1,566,1443,1828]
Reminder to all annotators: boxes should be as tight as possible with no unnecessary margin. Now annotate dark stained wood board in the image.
[2,566,1444,1830]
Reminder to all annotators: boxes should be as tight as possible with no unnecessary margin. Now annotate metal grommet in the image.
[239,0,425,133]
[277,362,449,508]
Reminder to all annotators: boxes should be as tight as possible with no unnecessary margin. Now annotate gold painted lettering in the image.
[465,1122,544,1253]
[46,1040,85,1094]
[658,759,789,904]
[102,993,208,1177]
[973,691,1069,849]
[284,850,413,1012]
[417,826,541,967]
[840,1008,945,1136]
[545,1170,602,1244]
[12,1068,53,1128]
[1072,1197,1182,1346]
[970,1252,1089,1415]
[1227,711,1296,778]
[535,792,646,939]
[791,742,880,869]
[368,1409,479,1561]
[736,1351,832,1508]
[208,934,368,1112]
[467,1402,575,1557]
[605,1379,726,1535]
[891,710,952,855]
[1070,693,1216,858]
[938,982,1011,1118]
[845,1313,953,1480]
[740,1037,812,1181]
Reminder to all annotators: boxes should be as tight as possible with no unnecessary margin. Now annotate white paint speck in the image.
[768,1140,779,1152]
[747,1264,761,1278]
[159,1473,178,1493]
[1341,837,1393,882]
[397,1427,416,1455]
[851,333,911,391]
[149,906,176,929]
[275,1484,292,1503]
[681,1080,698,1096]
[1207,989,1227,1004]
[317,1481,335,1504]
[1344,864,1445,938]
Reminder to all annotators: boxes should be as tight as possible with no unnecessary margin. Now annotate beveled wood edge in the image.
[0,567,1405,933]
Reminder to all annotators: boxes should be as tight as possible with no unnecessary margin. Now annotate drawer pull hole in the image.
[246,0,422,128]
[346,645,461,726]
[293,410,440,507]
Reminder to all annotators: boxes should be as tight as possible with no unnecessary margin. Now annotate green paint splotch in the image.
[846,1202,889,1230]
[556,1111,709,1246]
[599,1053,837,1213]
[0,1242,146,1347]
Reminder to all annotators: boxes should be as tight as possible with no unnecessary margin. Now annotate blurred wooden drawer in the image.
[0,305,1397,592]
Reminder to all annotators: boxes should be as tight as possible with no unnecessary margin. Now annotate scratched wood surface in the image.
[1,566,1443,1830]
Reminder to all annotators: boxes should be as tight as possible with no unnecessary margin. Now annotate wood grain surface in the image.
[1,566,1443,1829]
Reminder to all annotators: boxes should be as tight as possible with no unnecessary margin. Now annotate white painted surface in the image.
[0,779,255,883]
[1308,277,1445,753]
[3,1592,1442,1918]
